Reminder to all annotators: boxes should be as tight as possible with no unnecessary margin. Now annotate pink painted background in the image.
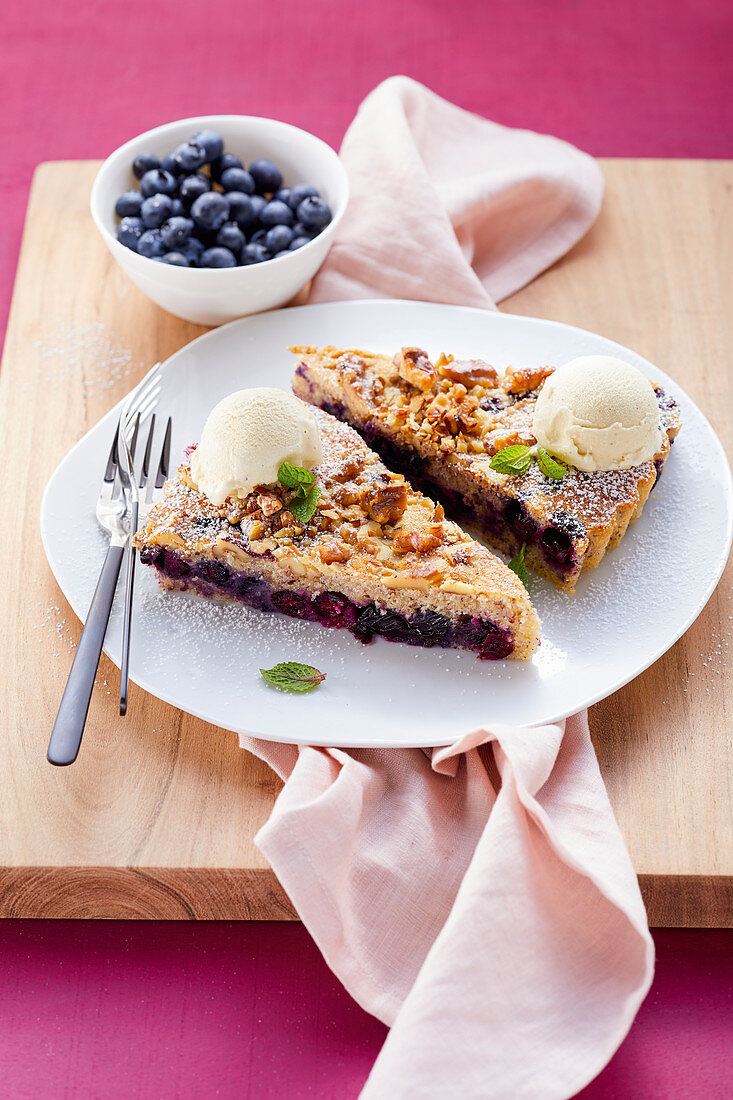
[1,0,731,1097]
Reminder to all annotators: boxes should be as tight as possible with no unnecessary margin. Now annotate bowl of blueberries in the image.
[90,115,349,326]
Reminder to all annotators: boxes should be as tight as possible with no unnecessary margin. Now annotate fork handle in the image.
[119,503,138,716]
[47,542,125,766]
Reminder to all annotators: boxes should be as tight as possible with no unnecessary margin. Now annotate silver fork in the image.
[117,412,172,715]
[47,364,164,767]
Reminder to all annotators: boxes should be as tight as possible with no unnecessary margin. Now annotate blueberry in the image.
[191,191,229,231]
[161,216,194,249]
[140,169,177,198]
[248,228,267,245]
[249,158,283,193]
[274,188,291,204]
[197,559,230,585]
[410,610,450,647]
[132,152,160,180]
[159,251,190,266]
[219,167,255,194]
[549,510,586,539]
[287,183,319,210]
[540,527,572,566]
[272,250,292,259]
[210,152,243,181]
[296,196,331,230]
[289,235,310,250]
[271,591,311,617]
[117,216,143,250]
[312,592,356,628]
[169,197,185,217]
[225,192,257,229]
[241,242,270,265]
[179,174,211,207]
[137,229,165,259]
[292,220,317,238]
[191,129,224,161]
[249,194,267,221]
[140,193,173,229]
[115,190,143,218]
[216,222,245,253]
[265,224,293,252]
[161,152,183,176]
[179,237,205,263]
[260,200,294,228]
[173,141,207,173]
[200,246,237,268]
[479,623,513,661]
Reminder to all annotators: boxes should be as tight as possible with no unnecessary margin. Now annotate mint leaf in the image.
[536,448,566,480]
[508,543,528,586]
[278,461,315,489]
[489,445,533,475]
[260,661,326,693]
[278,462,320,524]
[289,482,320,524]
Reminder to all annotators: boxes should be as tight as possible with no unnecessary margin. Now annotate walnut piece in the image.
[393,527,443,554]
[318,539,353,564]
[394,347,437,392]
[409,558,446,580]
[363,483,408,525]
[258,492,283,517]
[505,365,555,395]
[438,359,499,386]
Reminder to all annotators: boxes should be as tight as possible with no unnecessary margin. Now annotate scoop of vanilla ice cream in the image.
[190,388,323,506]
[532,356,662,472]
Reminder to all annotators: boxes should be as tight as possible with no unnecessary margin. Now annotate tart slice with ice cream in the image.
[292,347,681,592]
[133,388,541,661]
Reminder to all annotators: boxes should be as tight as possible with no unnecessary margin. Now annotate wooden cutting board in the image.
[0,160,730,926]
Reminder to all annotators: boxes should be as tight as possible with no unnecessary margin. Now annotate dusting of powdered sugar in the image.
[27,317,137,399]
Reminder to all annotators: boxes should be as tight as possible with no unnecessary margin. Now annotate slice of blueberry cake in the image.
[291,346,682,592]
[133,409,541,660]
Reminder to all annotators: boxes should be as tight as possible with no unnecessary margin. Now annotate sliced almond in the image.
[382,576,432,591]
[439,580,478,595]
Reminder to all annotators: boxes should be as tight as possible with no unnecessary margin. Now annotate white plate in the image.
[41,301,732,747]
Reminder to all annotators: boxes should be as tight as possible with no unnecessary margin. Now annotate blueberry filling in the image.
[142,550,514,659]
[504,500,539,544]
[196,559,230,586]
[540,527,572,565]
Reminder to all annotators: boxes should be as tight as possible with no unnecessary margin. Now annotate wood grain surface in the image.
[0,160,730,925]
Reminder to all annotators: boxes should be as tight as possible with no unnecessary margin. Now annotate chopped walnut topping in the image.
[248,537,276,556]
[258,492,283,517]
[438,359,499,386]
[332,452,365,480]
[363,482,408,525]
[395,347,437,391]
[393,527,443,554]
[505,365,555,395]
[356,520,384,549]
[318,539,353,563]
[409,557,446,580]
[426,392,450,424]
[225,502,247,524]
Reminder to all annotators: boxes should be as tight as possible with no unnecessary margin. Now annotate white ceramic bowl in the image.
[90,115,349,326]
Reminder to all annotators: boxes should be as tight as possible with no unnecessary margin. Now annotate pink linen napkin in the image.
[308,75,604,309]
[242,77,653,1099]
